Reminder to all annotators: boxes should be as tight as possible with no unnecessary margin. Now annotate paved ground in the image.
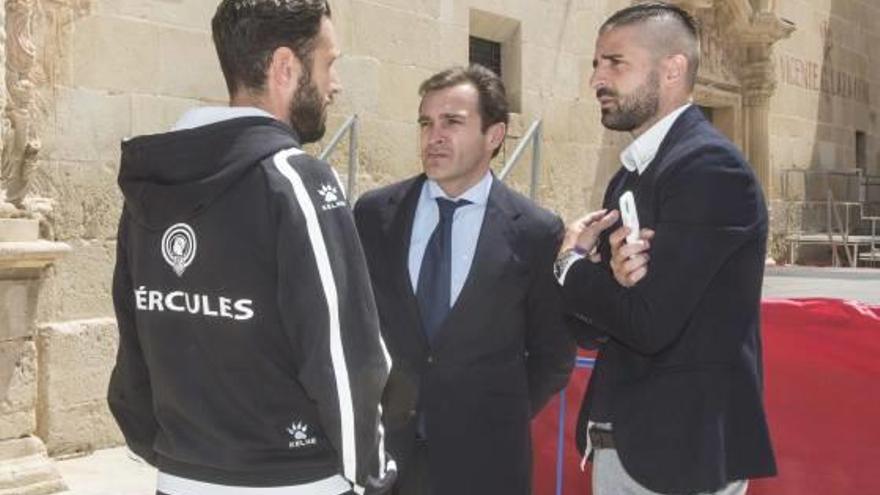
[54,266,880,494]
[763,265,880,304]
[56,447,155,494]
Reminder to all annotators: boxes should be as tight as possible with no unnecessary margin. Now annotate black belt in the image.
[589,427,615,450]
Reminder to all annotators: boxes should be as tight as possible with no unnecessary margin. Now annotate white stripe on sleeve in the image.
[273,148,357,482]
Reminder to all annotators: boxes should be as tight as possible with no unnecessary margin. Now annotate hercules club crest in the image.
[162,223,197,277]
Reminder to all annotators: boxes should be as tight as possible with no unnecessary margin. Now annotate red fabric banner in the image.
[532,299,880,495]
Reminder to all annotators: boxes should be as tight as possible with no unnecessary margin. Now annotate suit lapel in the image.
[431,179,519,351]
[381,175,429,350]
[605,168,630,209]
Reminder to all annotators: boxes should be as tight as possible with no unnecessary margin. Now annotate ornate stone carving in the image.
[668,0,715,11]
[672,0,795,197]
[2,0,39,206]
[1,0,41,216]
[742,45,777,106]
[696,8,743,90]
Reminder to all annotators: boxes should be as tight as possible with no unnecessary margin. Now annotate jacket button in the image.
[408,409,417,418]
[427,355,434,365]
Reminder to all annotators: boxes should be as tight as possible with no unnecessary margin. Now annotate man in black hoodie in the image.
[108,1,395,494]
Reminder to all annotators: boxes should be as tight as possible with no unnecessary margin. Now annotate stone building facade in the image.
[0,0,876,491]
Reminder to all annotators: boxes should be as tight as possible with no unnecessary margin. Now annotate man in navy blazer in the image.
[553,3,776,494]
[355,65,575,495]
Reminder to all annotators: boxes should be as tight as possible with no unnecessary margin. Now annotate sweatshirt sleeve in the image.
[107,207,159,465]
[269,150,395,494]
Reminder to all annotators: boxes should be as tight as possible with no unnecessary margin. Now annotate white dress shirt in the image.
[619,102,692,175]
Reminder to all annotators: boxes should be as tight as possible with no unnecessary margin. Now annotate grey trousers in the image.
[592,448,749,495]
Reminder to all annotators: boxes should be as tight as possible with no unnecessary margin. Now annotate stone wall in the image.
[37,318,120,456]
[31,0,226,455]
[770,0,879,185]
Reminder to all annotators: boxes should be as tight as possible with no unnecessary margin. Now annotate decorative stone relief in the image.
[697,8,743,90]
[742,45,777,106]
[0,0,55,239]
[670,0,795,197]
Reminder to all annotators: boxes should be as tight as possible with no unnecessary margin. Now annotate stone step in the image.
[0,437,66,495]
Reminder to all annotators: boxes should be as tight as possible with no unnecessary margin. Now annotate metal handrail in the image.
[498,119,543,200]
[828,189,855,266]
[319,115,359,199]
[865,217,880,264]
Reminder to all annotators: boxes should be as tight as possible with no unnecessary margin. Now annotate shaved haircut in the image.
[601,2,701,89]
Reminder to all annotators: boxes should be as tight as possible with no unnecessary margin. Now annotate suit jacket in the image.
[562,107,776,493]
[354,175,575,495]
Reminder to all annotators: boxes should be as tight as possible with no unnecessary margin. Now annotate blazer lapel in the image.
[431,179,520,351]
[381,175,428,350]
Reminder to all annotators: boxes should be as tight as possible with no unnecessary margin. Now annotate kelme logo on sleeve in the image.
[317,183,346,211]
[162,223,197,276]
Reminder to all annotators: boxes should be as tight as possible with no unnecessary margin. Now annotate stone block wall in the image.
[36,319,121,457]
[30,0,228,453]
[770,0,880,191]
[0,340,37,440]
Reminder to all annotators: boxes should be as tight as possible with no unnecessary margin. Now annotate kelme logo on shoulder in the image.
[162,223,197,277]
[317,183,346,211]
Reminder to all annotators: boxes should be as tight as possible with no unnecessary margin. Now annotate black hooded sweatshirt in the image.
[108,114,392,494]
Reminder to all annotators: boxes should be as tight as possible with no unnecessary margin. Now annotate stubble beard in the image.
[288,66,327,144]
[599,69,661,133]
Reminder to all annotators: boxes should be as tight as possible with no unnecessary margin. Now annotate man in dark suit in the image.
[354,65,575,495]
[553,3,776,494]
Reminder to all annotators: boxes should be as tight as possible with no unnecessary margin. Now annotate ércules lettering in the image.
[134,286,254,321]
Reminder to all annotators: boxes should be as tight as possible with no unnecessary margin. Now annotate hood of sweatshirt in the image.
[118,115,300,230]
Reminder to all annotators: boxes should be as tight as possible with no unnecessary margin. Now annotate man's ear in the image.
[662,54,688,87]
[486,121,507,153]
[267,46,302,93]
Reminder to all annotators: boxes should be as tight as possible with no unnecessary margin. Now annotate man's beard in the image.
[599,70,660,132]
[289,67,327,144]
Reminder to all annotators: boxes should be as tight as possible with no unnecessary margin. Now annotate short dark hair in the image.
[601,2,701,89]
[419,64,509,158]
[212,0,332,96]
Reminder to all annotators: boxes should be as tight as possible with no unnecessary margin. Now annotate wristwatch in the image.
[553,248,586,285]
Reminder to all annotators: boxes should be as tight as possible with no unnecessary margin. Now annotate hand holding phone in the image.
[618,191,640,244]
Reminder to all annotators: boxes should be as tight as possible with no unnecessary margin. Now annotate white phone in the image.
[618,191,640,244]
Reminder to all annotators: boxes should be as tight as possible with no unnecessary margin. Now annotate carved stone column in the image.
[736,12,795,195]
[671,0,795,196]
[742,43,776,192]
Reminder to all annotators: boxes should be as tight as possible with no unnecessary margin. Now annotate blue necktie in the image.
[416,197,471,341]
